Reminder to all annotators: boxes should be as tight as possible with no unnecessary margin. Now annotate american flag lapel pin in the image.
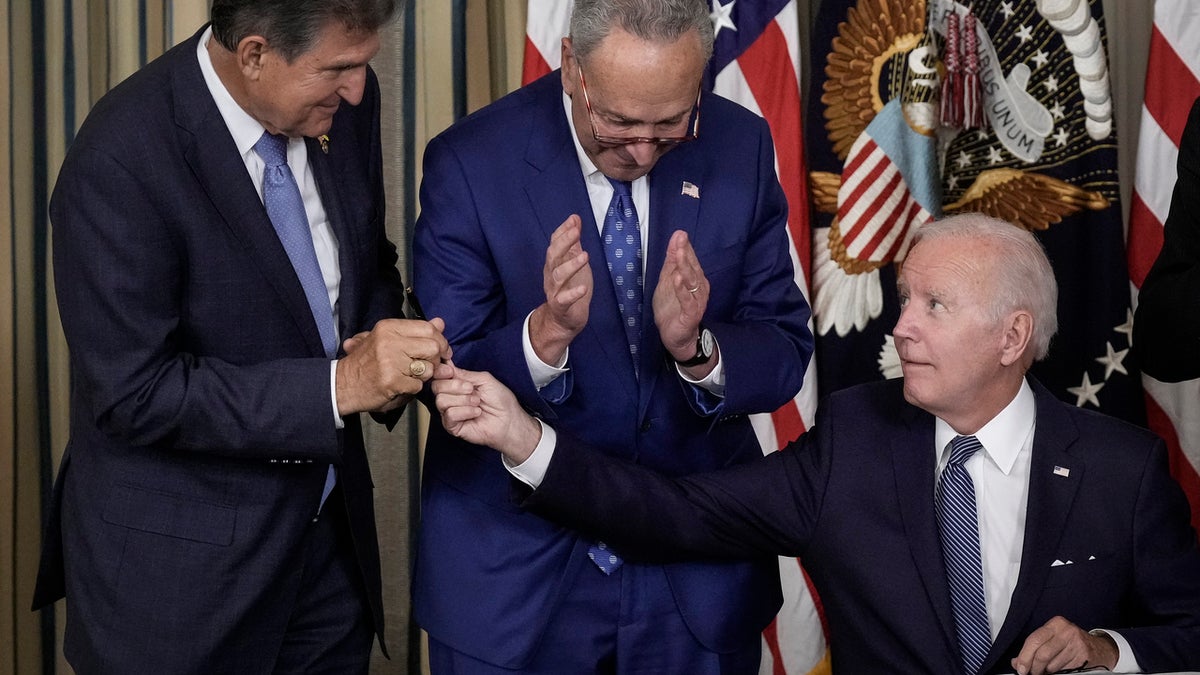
[681,181,700,199]
[1053,465,1070,478]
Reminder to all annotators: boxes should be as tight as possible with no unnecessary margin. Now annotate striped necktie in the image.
[937,435,992,674]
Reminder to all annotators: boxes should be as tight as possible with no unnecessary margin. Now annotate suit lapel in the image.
[635,157,704,417]
[307,134,362,348]
[892,407,961,656]
[986,381,1083,667]
[173,29,327,357]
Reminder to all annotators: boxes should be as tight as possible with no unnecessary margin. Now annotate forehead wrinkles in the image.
[902,242,990,301]
[584,32,701,110]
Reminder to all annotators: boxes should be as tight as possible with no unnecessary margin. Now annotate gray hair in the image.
[570,0,714,65]
[211,0,399,62]
[910,213,1059,361]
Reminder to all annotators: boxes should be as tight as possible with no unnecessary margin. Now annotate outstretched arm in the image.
[431,363,819,562]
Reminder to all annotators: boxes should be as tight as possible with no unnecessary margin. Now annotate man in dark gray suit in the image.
[32,1,448,672]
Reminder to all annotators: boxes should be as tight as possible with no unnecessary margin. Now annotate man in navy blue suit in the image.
[434,213,1200,675]
[31,1,450,672]
[411,0,813,671]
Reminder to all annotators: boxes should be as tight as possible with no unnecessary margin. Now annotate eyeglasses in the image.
[577,67,701,147]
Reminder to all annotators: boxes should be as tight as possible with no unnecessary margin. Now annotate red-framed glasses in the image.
[577,67,701,147]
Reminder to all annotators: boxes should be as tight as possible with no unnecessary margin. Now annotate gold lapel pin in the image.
[319,135,331,154]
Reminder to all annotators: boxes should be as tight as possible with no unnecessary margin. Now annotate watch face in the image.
[700,328,714,357]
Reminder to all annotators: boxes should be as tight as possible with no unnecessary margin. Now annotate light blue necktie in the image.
[601,178,643,366]
[937,435,992,675]
[255,131,337,513]
[255,131,338,358]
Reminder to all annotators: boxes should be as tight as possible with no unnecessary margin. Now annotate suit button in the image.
[640,420,652,432]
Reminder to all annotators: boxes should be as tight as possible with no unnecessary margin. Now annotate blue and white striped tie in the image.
[937,435,992,675]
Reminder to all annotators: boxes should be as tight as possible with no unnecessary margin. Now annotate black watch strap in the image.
[676,327,713,367]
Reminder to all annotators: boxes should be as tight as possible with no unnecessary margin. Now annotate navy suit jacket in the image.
[528,378,1200,674]
[412,71,813,665]
[32,27,404,673]
[1135,97,1200,381]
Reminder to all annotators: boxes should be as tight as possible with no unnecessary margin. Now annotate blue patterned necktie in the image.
[937,435,992,675]
[255,131,338,513]
[254,131,337,359]
[601,178,644,366]
[586,177,643,575]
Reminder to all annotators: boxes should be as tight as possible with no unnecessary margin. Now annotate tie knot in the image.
[948,435,983,466]
[254,131,290,167]
[607,177,632,197]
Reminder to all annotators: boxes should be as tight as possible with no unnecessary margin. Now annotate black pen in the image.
[405,285,427,321]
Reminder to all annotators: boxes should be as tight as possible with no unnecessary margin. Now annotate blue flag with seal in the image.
[805,0,1144,423]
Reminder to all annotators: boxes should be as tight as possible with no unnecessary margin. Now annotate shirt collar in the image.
[935,378,1036,475]
[562,91,609,188]
[196,26,270,159]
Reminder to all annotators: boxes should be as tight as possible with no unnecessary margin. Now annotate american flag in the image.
[522,2,828,673]
[1127,0,1200,533]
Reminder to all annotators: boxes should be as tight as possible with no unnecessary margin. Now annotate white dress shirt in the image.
[935,381,1036,641]
[934,379,1139,672]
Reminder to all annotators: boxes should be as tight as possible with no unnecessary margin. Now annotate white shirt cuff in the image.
[1090,629,1141,673]
[330,361,344,429]
[503,419,556,488]
[676,347,726,397]
[523,312,569,390]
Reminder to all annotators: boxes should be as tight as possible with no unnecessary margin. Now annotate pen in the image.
[405,286,427,321]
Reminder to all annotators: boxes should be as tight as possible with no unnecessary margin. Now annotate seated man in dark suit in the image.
[432,213,1200,675]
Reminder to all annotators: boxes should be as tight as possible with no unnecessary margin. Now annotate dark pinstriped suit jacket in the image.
[33,26,404,673]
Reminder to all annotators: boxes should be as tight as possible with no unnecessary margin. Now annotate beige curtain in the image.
[0,0,1156,673]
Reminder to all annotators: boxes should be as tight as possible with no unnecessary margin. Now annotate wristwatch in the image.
[676,326,714,367]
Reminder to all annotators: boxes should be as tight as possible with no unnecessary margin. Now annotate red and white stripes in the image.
[521,0,570,85]
[1128,0,1200,533]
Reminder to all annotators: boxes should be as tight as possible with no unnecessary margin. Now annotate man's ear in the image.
[236,35,270,81]
[560,37,576,95]
[1000,310,1033,367]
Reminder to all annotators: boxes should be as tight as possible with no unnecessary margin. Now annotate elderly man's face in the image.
[249,21,379,138]
[561,28,706,183]
[893,235,1014,431]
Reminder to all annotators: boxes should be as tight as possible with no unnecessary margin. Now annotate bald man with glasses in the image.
[409,0,813,672]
